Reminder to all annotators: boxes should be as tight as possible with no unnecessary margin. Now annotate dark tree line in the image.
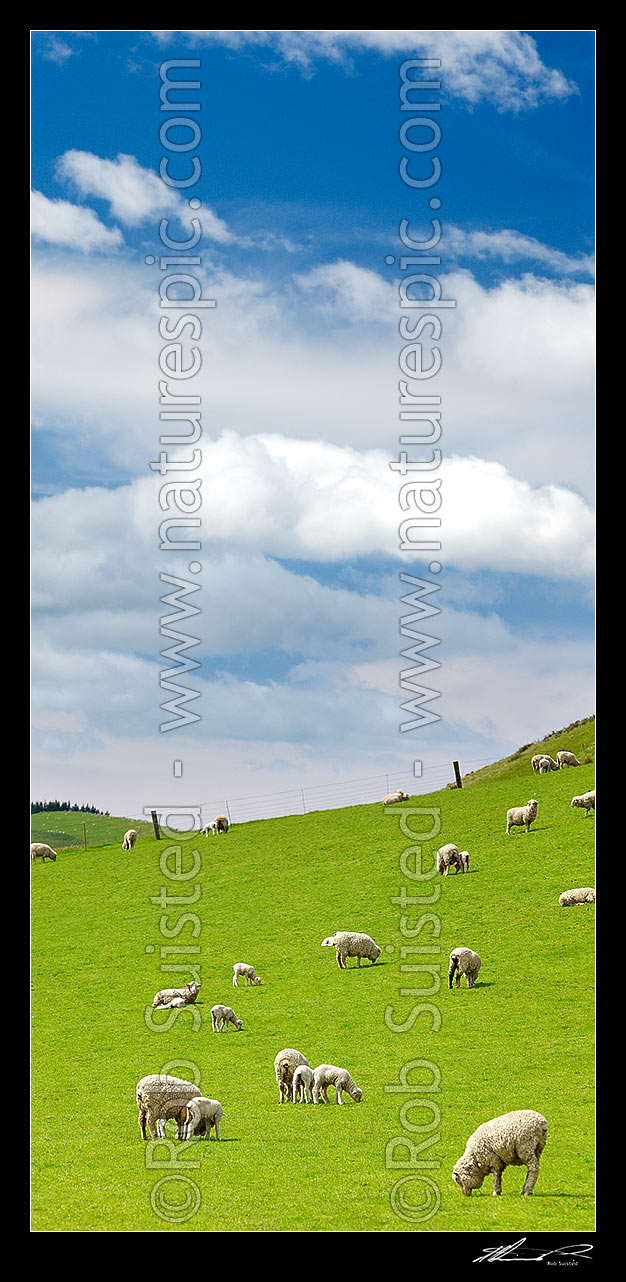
[30,801,110,815]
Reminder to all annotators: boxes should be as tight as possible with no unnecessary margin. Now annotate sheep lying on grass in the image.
[557,750,580,768]
[211,1004,242,1032]
[321,930,381,968]
[152,980,200,1009]
[122,829,138,850]
[383,789,409,805]
[274,1048,309,1103]
[558,887,595,907]
[30,843,57,862]
[453,1109,548,1197]
[312,1064,362,1104]
[448,947,481,989]
[292,1065,314,1103]
[505,799,538,835]
[184,1097,225,1141]
[232,962,262,987]
[436,844,470,876]
[571,790,595,816]
[136,1074,201,1140]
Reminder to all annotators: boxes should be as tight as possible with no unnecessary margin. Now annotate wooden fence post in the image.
[453,761,463,789]
[151,810,161,840]
[83,823,87,849]
[225,801,232,825]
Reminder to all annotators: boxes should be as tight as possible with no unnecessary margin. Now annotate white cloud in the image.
[446,226,595,277]
[31,190,124,253]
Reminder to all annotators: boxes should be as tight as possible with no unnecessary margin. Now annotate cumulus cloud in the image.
[446,225,595,277]
[31,190,124,253]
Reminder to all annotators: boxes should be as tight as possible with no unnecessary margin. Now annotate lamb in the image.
[232,962,262,987]
[292,1064,315,1103]
[448,947,482,989]
[537,757,553,774]
[122,829,138,850]
[571,790,595,816]
[436,844,470,876]
[214,814,229,834]
[557,750,580,768]
[152,979,200,1009]
[183,1096,225,1141]
[274,1048,309,1103]
[312,1064,363,1105]
[452,1109,547,1197]
[211,1003,243,1032]
[505,799,538,835]
[136,1074,202,1140]
[30,843,57,862]
[383,789,410,805]
[321,930,381,968]
[200,822,216,837]
[531,754,543,774]
[558,887,595,907]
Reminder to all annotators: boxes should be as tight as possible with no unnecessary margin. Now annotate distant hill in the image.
[30,810,153,850]
[460,715,595,788]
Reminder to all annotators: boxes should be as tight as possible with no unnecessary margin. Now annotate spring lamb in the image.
[436,843,470,876]
[211,1003,243,1032]
[183,1096,225,1141]
[292,1064,314,1103]
[453,1109,548,1196]
[312,1064,363,1104]
[321,930,381,968]
[232,962,262,987]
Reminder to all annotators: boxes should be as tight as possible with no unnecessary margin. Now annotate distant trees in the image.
[30,801,110,815]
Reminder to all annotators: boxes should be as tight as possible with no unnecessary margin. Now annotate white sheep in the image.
[505,799,538,835]
[382,789,410,805]
[274,1048,309,1103]
[122,829,138,850]
[571,790,595,816]
[537,757,553,774]
[183,1096,225,1141]
[292,1064,315,1103]
[312,1064,363,1104]
[214,814,230,834]
[321,930,381,968]
[436,843,470,876]
[531,754,543,774]
[30,843,57,862]
[232,962,262,987]
[152,979,200,1009]
[136,1074,201,1140]
[448,947,482,989]
[211,1003,243,1032]
[453,1109,547,1196]
[200,822,216,837]
[557,750,581,768]
[558,887,595,907]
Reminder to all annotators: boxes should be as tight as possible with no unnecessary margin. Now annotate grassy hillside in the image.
[30,811,154,850]
[461,716,595,787]
[31,763,595,1232]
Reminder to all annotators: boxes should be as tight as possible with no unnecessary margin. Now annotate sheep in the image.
[383,789,410,805]
[531,754,543,774]
[274,1048,309,1103]
[571,790,595,816]
[452,1109,547,1197]
[321,930,381,969]
[448,947,482,989]
[200,822,216,837]
[558,887,595,907]
[214,815,229,834]
[136,1074,202,1141]
[122,829,138,850]
[436,843,470,876]
[537,757,553,774]
[292,1064,315,1103]
[30,843,57,862]
[542,755,559,771]
[183,1096,225,1141]
[152,980,200,1009]
[211,1003,242,1032]
[232,962,262,987]
[557,750,580,768]
[505,799,538,835]
[312,1064,363,1105]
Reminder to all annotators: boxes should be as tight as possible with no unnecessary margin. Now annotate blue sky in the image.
[31,31,595,818]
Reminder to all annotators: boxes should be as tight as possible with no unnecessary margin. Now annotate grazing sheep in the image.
[557,750,580,769]
[571,790,595,816]
[211,1003,243,1032]
[30,843,57,862]
[183,1096,225,1141]
[122,829,138,850]
[383,789,410,805]
[321,930,381,969]
[537,757,553,774]
[200,822,216,836]
[436,843,470,876]
[136,1074,201,1141]
[214,815,230,834]
[312,1064,363,1105]
[453,1109,547,1197]
[558,887,595,907]
[505,799,538,835]
[448,947,482,989]
[292,1064,315,1103]
[531,754,543,774]
[274,1048,309,1103]
[152,980,200,1009]
[232,962,262,987]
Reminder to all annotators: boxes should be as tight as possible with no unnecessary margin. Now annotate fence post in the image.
[225,801,232,825]
[151,810,161,840]
[453,761,463,789]
[83,823,87,850]
[301,789,306,814]
[385,774,389,793]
